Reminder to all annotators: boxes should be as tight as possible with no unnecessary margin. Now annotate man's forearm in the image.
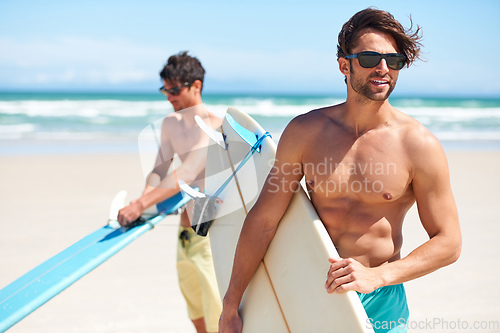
[140,171,180,209]
[137,186,180,211]
[380,232,461,286]
[326,230,461,294]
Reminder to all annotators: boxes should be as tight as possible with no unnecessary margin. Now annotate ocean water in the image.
[1,91,500,155]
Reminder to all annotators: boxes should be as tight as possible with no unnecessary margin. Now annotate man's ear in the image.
[191,80,203,93]
[338,58,350,76]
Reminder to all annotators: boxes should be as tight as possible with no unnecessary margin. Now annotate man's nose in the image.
[375,59,390,73]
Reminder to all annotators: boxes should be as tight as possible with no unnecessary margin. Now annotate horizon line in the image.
[0,89,499,100]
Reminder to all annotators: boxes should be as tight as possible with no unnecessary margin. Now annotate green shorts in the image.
[358,284,409,333]
[177,227,222,332]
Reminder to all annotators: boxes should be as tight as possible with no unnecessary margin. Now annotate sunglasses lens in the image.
[169,88,180,95]
[357,53,381,68]
[385,55,405,70]
[159,86,182,96]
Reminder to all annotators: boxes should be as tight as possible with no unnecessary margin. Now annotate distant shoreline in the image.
[2,93,499,155]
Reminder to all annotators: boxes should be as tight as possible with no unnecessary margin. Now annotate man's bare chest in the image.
[169,128,206,157]
[303,136,412,204]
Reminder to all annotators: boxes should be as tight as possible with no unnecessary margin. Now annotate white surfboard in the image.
[203,107,373,332]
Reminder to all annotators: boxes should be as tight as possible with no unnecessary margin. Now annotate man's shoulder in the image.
[288,105,338,128]
[395,109,444,159]
[163,112,182,124]
[279,106,339,149]
[207,112,223,128]
[160,113,183,138]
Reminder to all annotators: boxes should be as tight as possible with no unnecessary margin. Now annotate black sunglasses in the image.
[159,82,190,96]
[345,51,406,70]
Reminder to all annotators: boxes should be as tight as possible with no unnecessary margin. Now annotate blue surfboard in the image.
[0,190,192,332]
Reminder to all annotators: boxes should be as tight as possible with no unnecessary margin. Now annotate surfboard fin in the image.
[226,113,256,146]
[226,113,270,153]
[195,115,226,149]
[178,180,206,199]
[108,190,127,229]
[191,196,218,236]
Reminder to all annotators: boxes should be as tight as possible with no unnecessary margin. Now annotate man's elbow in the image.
[245,206,280,238]
[446,233,462,265]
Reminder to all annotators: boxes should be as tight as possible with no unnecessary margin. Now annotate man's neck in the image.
[340,95,393,137]
[176,103,210,124]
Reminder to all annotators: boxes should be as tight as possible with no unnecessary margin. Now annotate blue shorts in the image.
[358,284,409,333]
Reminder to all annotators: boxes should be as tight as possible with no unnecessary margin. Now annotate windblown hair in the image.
[159,51,206,92]
[337,8,423,68]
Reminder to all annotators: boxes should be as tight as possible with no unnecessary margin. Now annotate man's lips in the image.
[371,79,389,86]
[369,73,392,85]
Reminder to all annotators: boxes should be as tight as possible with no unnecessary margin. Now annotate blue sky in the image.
[1,0,499,96]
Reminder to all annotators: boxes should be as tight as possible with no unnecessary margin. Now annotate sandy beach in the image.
[1,150,499,332]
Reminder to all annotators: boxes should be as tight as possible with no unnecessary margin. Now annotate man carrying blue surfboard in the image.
[219,8,461,333]
[117,52,223,333]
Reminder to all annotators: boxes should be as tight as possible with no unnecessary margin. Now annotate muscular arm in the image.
[326,130,462,293]
[140,123,175,198]
[142,125,175,196]
[219,118,306,331]
[378,132,462,285]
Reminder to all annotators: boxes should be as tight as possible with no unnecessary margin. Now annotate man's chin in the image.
[366,85,396,101]
[171,103,181,112]
[368,92,392,102]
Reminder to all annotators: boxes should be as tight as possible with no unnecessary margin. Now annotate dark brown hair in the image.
[159,51,205,92]
[337,8,423,68]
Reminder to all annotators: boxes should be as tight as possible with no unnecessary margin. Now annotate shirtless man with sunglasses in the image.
[118,52,223,333]
[219,8,461,333]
